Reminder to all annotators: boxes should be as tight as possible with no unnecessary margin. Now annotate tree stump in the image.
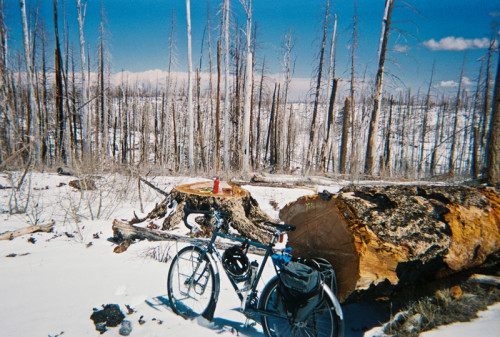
[280,185,500,302]
[146,181,274,244]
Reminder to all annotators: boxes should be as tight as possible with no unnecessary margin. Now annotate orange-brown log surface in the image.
[280,185,500,302]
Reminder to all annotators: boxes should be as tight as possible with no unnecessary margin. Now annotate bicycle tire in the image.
[167,245,216,319]
[259,276,342,337]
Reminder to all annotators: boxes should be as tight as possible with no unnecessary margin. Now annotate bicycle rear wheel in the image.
[259,276,341,337]
[167,245,216,319]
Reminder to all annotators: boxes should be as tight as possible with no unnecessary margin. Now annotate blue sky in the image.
[4,0,500,98]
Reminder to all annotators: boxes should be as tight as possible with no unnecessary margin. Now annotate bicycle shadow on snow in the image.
[146,296,390,337]
[204,316,264,337]
[146,296,264,336]
[145,295,171,311]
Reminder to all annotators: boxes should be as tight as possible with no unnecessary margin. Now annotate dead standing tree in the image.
[279,29,296,171]
[305,0,330,172]
[487,45,500,186]
[364,0,393,175]
[76,0,89,159]
[53,0,65,163]
[339,97,351,174]
[223,0,230,169]
[320,14,338,173]
[186,0,195,170]
[20,0,40,162]
[346,4,357,175]
[418,62,435,177]
[241,0,252,173]
[448,56,466,177]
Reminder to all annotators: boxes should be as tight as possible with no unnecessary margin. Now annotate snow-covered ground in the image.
[0,171,498,336]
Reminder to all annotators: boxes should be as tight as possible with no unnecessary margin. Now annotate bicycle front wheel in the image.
[259,276,341,337]
[167,245,216,319]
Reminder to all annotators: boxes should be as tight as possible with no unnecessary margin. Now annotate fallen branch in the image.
[139,177,170,196]
[112,219,266,255]
[0,220,55,240]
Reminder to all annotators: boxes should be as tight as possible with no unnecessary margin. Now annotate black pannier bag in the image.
[277,260,322,323]
[304,257,338,296]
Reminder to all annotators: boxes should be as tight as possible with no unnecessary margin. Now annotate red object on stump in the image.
[214,178,220,194]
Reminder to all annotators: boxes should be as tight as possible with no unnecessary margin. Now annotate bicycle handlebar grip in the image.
[264,221,296,232]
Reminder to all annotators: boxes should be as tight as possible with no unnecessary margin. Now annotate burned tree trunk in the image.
[146,181,273,244]
[364,0,393,175]
[280,185,500,302]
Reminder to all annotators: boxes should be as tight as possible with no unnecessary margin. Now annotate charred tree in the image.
[320,78,338,172]
[216,41,222,171]
[305,0,330,172]
[53,0,65,163]
[380,97,394,175]
[448,57,465,177]
[339,97,351,174]
[364,0,393,175]
[418,63,435,177]
[487,49,500,186]
[241,0,252,172]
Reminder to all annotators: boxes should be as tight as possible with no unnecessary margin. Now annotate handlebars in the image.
[263,221,296,232]
[183,205,296,233]
[183,205,231,218]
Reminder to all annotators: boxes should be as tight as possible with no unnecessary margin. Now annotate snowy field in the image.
[0,171,498,336]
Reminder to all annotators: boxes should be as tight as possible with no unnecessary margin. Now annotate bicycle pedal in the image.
[242,306,259,320]
[243,319,257,328]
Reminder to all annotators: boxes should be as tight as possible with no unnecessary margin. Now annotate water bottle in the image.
[241,261,259,310]
[213,178,220,194]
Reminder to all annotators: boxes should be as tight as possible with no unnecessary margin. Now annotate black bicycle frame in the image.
[183,206,279,303]
[179,206,345,335]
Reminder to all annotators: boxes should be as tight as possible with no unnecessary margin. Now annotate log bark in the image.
[145,181,274,244]
[0,220,55,240]
[280,185,500,302]
[111,219,266,255]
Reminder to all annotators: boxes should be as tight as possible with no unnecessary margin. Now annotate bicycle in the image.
[167,206,344,337]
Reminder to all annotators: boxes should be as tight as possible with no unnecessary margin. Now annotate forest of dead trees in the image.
[0,0,499,184]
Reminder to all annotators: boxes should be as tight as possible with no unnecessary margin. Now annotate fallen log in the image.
[280,185,500,302]
[251,173,337,187]
[146,180,274,244]
[111,219,266,255]
[0,220,55,240]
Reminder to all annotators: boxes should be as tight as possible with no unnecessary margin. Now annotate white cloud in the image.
[422,36,490,51]
[462,76,474,86]
[439,80,458,88]
[393,44,410,53]
[438,76,474,88]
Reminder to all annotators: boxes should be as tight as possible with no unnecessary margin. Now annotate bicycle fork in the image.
[183,257,212,296]
[183,247,221,320]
